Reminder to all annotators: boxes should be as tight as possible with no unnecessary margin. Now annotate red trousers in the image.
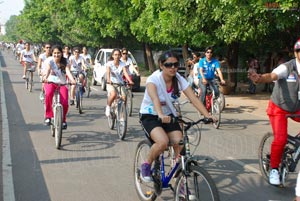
[267,100,300,168]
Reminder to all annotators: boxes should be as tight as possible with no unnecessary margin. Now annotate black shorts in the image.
[140,114,181,142]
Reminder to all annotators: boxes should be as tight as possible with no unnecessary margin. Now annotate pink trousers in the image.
[44,83,69,122]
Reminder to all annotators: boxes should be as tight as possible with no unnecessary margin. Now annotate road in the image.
[0,49,298,201]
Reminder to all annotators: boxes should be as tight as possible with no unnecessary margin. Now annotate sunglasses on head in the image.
[163,62,179,68]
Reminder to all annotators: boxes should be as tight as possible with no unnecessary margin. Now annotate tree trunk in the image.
[143,43,156,73]
[226,42,239,93]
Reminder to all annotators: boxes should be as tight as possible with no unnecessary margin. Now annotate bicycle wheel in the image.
[211,99,221,129]
[29,74,33,92]
[117,101,128,140]
[258,132,273,182]
[218,93,225,111]
[127,89,133,117]
[54,106,63,149]
[174,164,220,201]
[108,107,116,129]
[133,140,157,201]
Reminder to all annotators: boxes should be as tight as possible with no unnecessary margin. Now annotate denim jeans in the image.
[198,78,220,103]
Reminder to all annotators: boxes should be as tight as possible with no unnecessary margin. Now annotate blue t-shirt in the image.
[198,58,220,79]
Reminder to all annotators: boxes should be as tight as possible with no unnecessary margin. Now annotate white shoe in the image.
[269,169,280,185]
[105,106,111,117]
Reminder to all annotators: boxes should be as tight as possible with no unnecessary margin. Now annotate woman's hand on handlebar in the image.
[158,115,172,124]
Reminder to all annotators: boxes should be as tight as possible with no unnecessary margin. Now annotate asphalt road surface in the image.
[0,49,298,201]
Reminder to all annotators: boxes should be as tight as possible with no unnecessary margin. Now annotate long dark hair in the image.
[51,45,67,71]
[158,51,180,98]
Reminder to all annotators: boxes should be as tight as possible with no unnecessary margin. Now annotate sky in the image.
[0,0,25,24]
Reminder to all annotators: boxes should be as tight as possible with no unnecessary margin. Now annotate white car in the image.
[92,48,140,91]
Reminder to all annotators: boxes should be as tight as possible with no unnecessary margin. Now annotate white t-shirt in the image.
[80,53,92,63]
[120,57,134,75]
[21,49,35,63]
[39,53,50,74]
[45,57,67,84]
[16,43,24,52]
[69,55,85,72]
[107,60,126,84]
[140,70,189,115]
[272,60,300,79]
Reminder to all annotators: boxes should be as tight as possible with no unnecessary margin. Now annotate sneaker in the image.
[62,122,67,130]
[140,162,152,182]
[44,118,51,126]
[105,106,111,117]
[70,100,75,105]
[269,169,280,185]
[22,75,26,79]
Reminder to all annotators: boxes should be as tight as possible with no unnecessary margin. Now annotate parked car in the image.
[92,48,141,91]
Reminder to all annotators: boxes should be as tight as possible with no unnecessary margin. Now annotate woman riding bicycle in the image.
[105,48,134,117]
[42,45,76,129]
[249,39,300,185]
[20,42,37,79]
[139,51,215,182]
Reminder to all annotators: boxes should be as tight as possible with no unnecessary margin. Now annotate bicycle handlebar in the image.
[158,116,213,130]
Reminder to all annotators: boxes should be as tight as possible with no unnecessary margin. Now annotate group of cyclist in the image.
[12,37,300,199]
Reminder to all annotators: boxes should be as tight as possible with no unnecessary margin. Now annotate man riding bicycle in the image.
[198,46,225,103]
[249,39,300,185]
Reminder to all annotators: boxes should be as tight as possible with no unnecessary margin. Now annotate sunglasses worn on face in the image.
[163,62,179,68]
[296,49,300,53]
[206,51,212,54]
[45,46,51,49]
[122,52,127,55]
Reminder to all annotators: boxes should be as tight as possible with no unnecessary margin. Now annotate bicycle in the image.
[125,81,133,117]
[85,66,93,98]
[134,102,220,201]
[107,82,128,140]
[71,71,84,114]
[23,61,36,92]
[48,82,67,149]
[258,114,300,187]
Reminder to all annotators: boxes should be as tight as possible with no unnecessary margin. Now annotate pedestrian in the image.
[248,39,300,185]
[247,55,260,94]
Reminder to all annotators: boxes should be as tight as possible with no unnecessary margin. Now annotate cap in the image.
[294,39,300,51]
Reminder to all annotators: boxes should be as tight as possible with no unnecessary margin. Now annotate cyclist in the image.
[105,48,134,117]
[120,47,140,80]
[20,42,37,79]
[43,45,76,129]
[139,51,214,182]
[37,43,52,101]
[80,46,92,65]
[198,46,225,103]
[16,40,24,60]
[248,39,300,185]
[69,47,88,105]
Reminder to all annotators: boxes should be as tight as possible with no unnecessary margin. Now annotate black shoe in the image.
[62,122,67,130]
[70,100,75,105]
[44,118,51,126]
